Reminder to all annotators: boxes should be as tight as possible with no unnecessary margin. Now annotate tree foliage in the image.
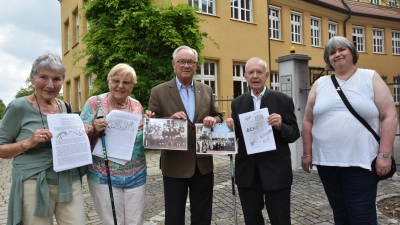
[0,99,5,119]
[76,0,212,107]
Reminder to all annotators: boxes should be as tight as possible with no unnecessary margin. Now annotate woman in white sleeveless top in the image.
[302,36,397,224]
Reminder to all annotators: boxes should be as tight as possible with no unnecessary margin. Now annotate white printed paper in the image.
[238,108,276,154]
[92,110,141,164]
[47,114,93,172]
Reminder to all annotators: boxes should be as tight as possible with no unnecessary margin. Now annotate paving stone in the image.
[0,149,399,224]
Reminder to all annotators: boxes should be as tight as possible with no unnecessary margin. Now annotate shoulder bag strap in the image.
[64,102,72,113]
[330,74,380,143]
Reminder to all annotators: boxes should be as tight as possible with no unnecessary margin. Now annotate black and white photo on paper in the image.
[143,118,187,150]
[195,123,237,155]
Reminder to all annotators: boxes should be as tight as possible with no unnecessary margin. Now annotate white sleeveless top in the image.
[312,68,380,170]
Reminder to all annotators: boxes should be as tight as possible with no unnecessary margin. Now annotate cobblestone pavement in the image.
[0,150,399,225]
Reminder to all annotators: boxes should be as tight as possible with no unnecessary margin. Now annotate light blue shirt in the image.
[251,86,266,110]
[176,77,195,122]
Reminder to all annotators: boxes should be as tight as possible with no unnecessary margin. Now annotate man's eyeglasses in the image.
[245,70,265,76]
[110,79,133,86]
[175,60,197,67]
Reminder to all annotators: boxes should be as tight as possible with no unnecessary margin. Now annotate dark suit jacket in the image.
[148,78,223,178]
[231,88,300,191]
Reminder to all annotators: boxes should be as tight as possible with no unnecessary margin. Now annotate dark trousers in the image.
[163,165,214,225]
[238,168,291,225]
[317,165,379,225]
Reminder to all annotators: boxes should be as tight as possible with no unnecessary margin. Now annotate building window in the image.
[394,76,400,104]
[270,73,279,91]
[77,79,81,111]
[269,6,281,40]
[393,30,400,55]
[291,11,302,44]
[64,19,70,51]
[88,74,93,93]
[389,0,399,7]
[231,0,252,22]
[67,82,72,107]
[75,12,79,44]
[195,61,217,96]
[311,17,321,47]
[189,0,215,15]
[84,0,91,31]
[373,29,384,54]
[329,21,337,39]
[371,0,381,4]
[352,26,365,52]
[233,63,248,98]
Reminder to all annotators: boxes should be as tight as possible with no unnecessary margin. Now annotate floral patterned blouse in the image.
[80,93,146,188]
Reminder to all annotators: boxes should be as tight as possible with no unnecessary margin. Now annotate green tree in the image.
[77,0,214,107]
[0,99,5,119]
[15,77,63,99]
[15,77,35,99]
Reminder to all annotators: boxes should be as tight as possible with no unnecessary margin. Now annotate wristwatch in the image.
[378,152,392,158]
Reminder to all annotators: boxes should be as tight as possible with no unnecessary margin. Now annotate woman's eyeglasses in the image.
[110,79,133,86]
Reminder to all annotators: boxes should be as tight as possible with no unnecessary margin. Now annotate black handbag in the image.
[331,74,396,180]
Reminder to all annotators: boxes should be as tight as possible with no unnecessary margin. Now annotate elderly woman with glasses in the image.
[0,51,88,225]
[80,63,147,225]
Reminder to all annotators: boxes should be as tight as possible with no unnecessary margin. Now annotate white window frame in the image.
[233,63,248,97]
[392,30,400,55]
[77,79,81,111]
[75,13,79,44]
[394,76,400,104]
[372,28,384,54]
[371,0,381,4]
[291,11,302,44]
[270,72,279,91]
[68,82,72,107]
[195,60,218,97]
[65,21,70,51]
[389,0,399,7]
[269,5,281,40]
[231,0,252,23]
[311,17,321,47]
[353,26,365,52]
[189,0,216,15]
[329,21,337,39]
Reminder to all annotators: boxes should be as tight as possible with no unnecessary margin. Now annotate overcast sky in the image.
[0,0,61,106]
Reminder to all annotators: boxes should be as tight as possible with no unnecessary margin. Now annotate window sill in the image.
[196,12,220,18]
[72,42,80,49]
[230,19,257,25]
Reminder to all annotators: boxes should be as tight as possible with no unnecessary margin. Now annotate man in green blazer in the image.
[147,45,223,225]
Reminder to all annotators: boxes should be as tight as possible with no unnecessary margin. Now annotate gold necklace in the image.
[108,96,129,109]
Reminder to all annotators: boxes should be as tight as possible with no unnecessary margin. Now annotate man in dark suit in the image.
[146,45,223,225]
[226,57,300,225]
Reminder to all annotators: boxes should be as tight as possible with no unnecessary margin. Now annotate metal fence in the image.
[214,96,234,119]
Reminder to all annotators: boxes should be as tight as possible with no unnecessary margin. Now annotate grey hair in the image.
[107,63,137,84]
[245,57,268,72]
[323,36,359,70]
[30,51,66,79]
[172,45,198,62]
